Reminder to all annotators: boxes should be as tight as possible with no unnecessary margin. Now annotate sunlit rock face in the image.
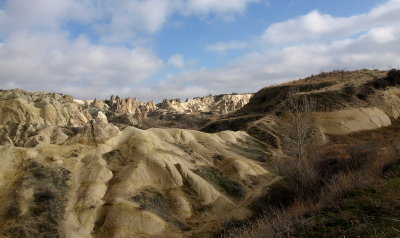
[2,70,399,237]
[0,89,270,238]
[158,94,253,115]
[0,89,91,127]
[85,93,253,120]
[85,95,157,119]
[0,122,271,237]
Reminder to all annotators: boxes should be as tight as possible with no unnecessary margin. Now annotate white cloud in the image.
[168,54,186,68]
[367,27,397,44]
[0,0,98,35]
[0,32,163,99]
[185,0,261,15]
[0,0,260,99]
[159,1,400,100]
[0,0,261,100]
[205,40,248,52]
[94,0,174,39]
[90,0,261,41]
[130,84,209,102]
[262,0,400,44]
[1,0,400,102]
[160,36,400,100]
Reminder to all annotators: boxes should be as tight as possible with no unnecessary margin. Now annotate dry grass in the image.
[224,121,400,238]
[140,114,210,130]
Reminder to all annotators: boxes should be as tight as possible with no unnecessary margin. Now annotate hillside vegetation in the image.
[0,69,399,237]
[228,120,400,238]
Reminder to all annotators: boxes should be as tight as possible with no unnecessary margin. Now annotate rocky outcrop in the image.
[0,90,262,237]
[0,90,94,147]
[314,107,392,134]
[0,89,91,127]
[0,126,271,237]
[204,70,400,149]
[70,112,120,145]
[87,95,157,119]
[85,94,252,121]
[107,113,139,127]
[3,70,399,237]
[158,94,253,115]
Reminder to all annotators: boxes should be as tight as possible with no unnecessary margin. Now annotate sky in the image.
[1,0,400,101]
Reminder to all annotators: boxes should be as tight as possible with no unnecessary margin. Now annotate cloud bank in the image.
[1,0,400,101]
[163,0,400,100]
[0,0,259,99]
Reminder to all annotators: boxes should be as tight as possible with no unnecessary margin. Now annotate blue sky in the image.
[0,0,399,101]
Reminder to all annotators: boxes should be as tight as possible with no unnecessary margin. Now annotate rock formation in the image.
[204,69,400,148]
[158,94,253,115]
[1,69,400,237]
[71,111,120,145]
[0,122,271,237]
[0,89,91,127]
[85,94,252,121]
[0,90,92,147]
[0,89,266,237]
[88,95,157,119]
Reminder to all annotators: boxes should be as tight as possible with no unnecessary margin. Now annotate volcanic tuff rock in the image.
[2,69,399,237]
[158,94,253,115]
[0,88,267,237]
[0,124,272,237]
[0,90,93,147]
[78,95,158,119]
[204,69,400,147]
[0,89,91,127]
[85,93,253,120]
[69,111,120,145]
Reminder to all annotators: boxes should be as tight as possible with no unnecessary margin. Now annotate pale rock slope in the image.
[0,126,271,237]
[0,90,271,237]
[3,70,399,237]
[158,94,253,115]
[204,70,400,146]
[0,89,90,127]
[82,94,253,120]
[0,90,92,147]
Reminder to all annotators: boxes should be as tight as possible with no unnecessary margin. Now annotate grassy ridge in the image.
[227,121,400,238]
[294,161,400,237]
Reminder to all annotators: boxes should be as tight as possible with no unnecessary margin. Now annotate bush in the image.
[356,85,374,100]
[34,189,56,202]
[342,85,356,95]
[387,69,400,84]
[193,166,246,200]
[369,77,390,89]
[7,202,20,218]
[233,119,400,237]
[356,92,368,100]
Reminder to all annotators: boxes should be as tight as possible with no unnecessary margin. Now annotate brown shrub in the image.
[229,122,400,238]
[387,68,400,84]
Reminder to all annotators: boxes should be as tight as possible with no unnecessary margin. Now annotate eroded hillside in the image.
[77,93,253,130]
[204,69,400,145]
[1,69,400,237]
[0,90,269,237]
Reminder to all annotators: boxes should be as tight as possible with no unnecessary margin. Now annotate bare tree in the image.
[283,87,317,189]
[285,87,316,160]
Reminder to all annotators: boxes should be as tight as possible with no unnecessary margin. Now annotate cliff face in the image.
[158,94,253,115]
[84,93,253,120]
[75,96,158,119]
[0,89,268,237]
[0,90,93,147]
[0,89,91,127]
[0,118,271,238]
[1,69,399,237]
[107,95,158,118]
[203,69,400,148]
